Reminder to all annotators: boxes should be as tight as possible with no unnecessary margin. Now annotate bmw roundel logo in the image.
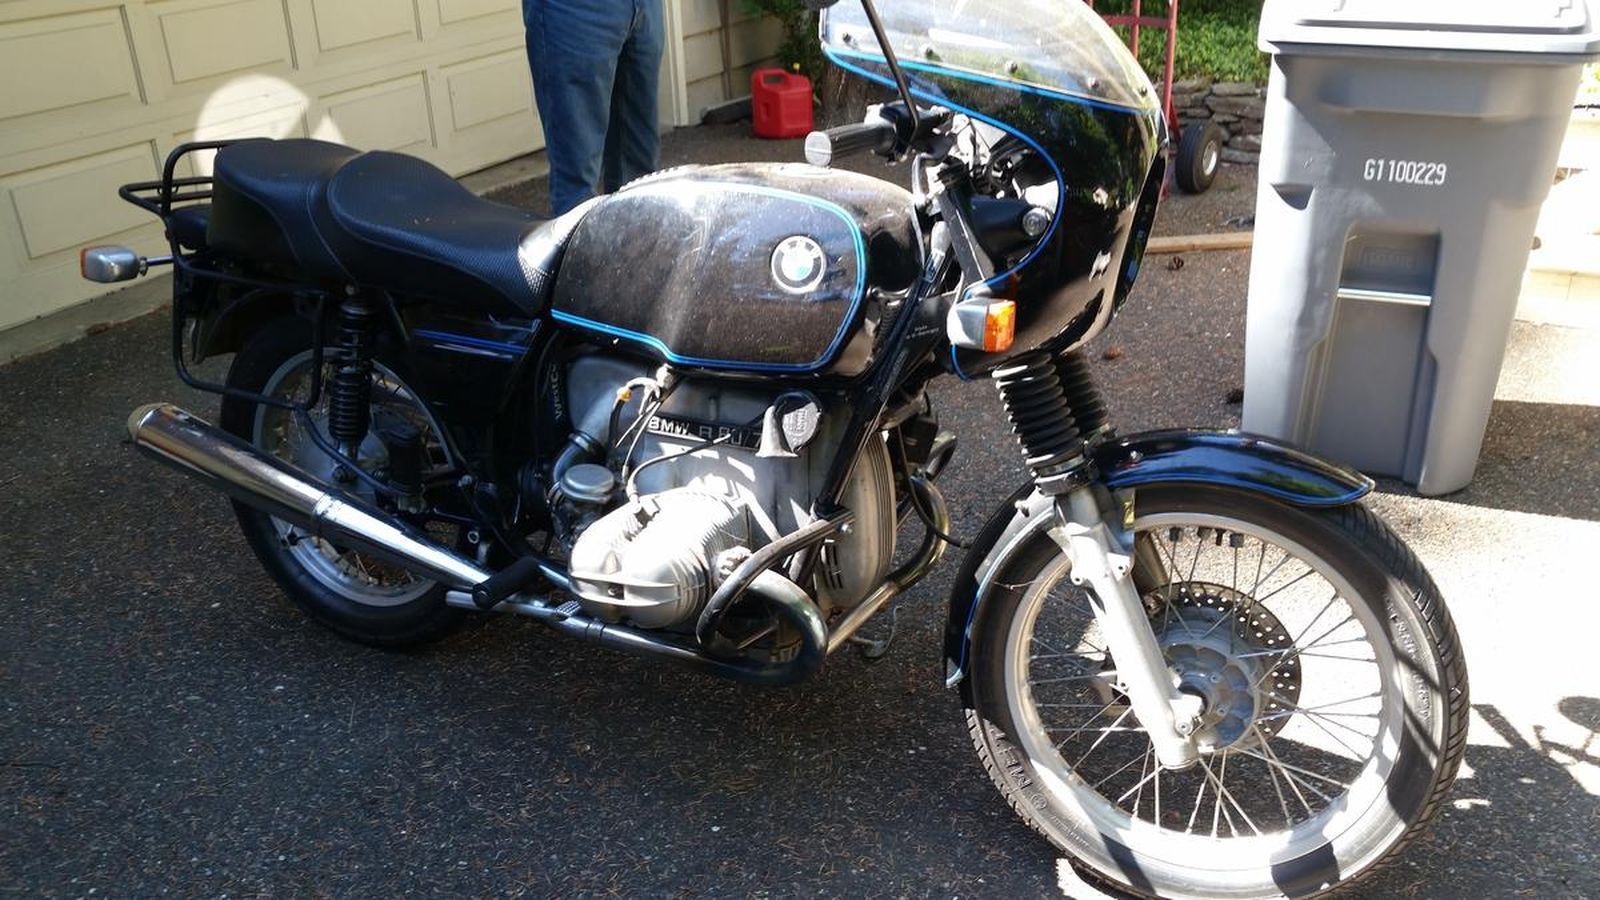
[770,235,827,294]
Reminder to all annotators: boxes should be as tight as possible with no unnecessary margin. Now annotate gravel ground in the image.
[2,125,1596,898]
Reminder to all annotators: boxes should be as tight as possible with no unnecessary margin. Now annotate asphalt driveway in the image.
[2,127,1596,897]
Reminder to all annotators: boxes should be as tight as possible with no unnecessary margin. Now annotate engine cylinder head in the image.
[567,488,750,629]
[560,354,896,614]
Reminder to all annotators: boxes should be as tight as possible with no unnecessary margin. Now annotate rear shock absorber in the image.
[328,297,377,455]
[992,350,1108,494]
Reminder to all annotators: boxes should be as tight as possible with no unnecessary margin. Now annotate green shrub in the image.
[741,0,826,83]
[1095,0,1269,83]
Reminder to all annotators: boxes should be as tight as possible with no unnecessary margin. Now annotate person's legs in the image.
[523,0,631,214]
[601,0,665,193]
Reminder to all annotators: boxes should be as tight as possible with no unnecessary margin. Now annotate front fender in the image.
[942,429,1372,699]
[1091,429,1373,507]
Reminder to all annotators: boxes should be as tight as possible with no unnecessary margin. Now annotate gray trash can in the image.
[1242,1,1600,495]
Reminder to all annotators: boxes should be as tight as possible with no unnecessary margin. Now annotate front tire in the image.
[219,316,464,646]
[965,485,1468,898]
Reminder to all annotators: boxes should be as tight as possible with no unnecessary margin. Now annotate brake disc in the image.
[1152,582,1303,748]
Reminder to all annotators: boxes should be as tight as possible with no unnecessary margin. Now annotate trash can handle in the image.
[1336,287,1432,308]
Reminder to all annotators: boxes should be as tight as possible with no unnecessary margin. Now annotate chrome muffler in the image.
[125,402,826,685]
[126,403,491,589]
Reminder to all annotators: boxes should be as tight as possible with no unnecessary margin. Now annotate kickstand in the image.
[846,605,898,660]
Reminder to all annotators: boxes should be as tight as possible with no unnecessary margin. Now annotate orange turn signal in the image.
[983,300,1016,353]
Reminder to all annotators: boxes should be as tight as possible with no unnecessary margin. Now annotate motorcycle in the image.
[87,0,1467,895]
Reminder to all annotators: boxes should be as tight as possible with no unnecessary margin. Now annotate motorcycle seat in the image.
[323,150,554,314]
[168,204,211,251]
[208,139,578,316]
[208,138,361,278]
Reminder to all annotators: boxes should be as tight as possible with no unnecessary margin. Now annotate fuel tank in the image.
[549,163,919,377]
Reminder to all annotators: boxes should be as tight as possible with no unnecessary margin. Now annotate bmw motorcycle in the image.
[90,0,1467,895]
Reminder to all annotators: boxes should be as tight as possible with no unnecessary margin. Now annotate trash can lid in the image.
[1261,0,1600,59]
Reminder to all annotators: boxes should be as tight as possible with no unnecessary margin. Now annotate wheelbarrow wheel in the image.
[1176,121,1226,193]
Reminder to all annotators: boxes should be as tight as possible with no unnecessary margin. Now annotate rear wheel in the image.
[219,316,464,646]
[965,485,1468,898]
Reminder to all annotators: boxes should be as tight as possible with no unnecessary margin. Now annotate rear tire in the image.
[220,316,463,647]
[1176,121,1225,194]
[964,485,1468,898]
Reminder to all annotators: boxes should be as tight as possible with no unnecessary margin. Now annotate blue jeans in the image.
[523,0,664,215]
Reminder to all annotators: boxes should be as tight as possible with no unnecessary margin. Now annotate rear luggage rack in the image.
[112,139,338,417]
[117,139,236,220]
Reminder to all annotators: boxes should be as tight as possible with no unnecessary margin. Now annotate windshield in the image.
[821,0,1158,111]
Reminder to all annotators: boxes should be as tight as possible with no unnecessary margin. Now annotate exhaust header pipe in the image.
[126,403,491,589]
[125,403,827,685]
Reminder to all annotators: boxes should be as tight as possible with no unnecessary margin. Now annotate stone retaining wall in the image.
[1169,78,1266,164]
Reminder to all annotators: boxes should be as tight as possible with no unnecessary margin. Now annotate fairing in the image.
[821,0,1159,110]
[550,164,918,376]
[822,0,1164,374]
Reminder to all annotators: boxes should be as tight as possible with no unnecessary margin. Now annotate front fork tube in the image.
[1049,488,1202,770]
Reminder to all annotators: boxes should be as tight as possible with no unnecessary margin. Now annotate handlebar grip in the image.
[804,120,897,167]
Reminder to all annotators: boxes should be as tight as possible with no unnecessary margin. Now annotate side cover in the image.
[550,164,917,375]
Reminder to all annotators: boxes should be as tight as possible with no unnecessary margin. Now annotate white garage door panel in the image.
[321,75,436,154]
[176,103,312,176]
[7,143,160,261]
[444,50,531,131]
[0,11,142,124]
[154,0,294,85]
[184,76,335,144]
[438,0,513,26]
[442,50,541,164]
[309,0,419,53]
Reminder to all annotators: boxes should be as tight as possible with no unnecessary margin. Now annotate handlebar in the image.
[804,119,898,167]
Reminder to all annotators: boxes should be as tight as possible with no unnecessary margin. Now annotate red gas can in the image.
[751,68,814,139]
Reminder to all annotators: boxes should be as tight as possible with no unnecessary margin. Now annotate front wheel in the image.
[965,485,1468,898]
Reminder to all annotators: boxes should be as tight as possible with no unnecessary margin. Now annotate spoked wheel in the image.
[219,316,464,645]
[965,485,1468,898]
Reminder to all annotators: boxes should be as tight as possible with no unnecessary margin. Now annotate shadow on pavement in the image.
[1547,697,1600,766]
[1406,702,1600,898]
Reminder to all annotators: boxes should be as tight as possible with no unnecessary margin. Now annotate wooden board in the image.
[1145,231,1255,254]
